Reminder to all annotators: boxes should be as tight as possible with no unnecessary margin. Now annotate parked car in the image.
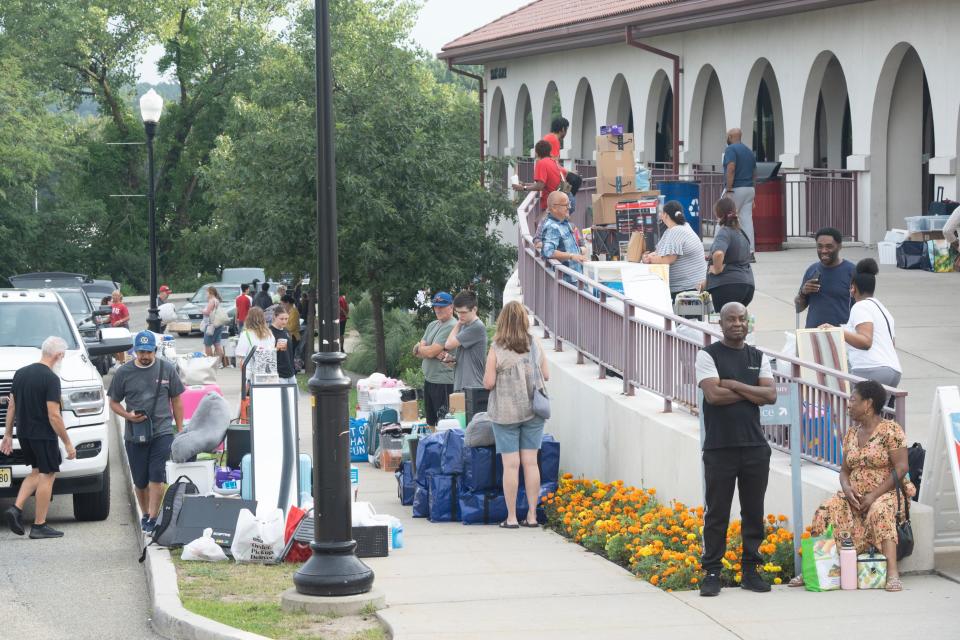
[47,288,113,375]
[221,267,266,285]
[8,272,122,305]
[168,283,242,336]
[0,288,132,520]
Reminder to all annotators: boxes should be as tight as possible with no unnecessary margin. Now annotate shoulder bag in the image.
[528,340,551,420]
[131,362,166,444]
[212,300,230,327]
[892,468,914,560]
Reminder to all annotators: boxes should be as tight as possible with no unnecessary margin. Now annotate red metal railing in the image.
[516,192,904,471]
[784,169,858,240]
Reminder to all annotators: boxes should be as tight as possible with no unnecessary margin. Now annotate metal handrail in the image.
[515,192,906,471]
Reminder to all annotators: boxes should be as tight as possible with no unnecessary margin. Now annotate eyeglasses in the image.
[549,203,571,210]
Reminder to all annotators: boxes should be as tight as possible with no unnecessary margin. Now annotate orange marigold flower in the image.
[778,514,787,522]
[690,577,699,584]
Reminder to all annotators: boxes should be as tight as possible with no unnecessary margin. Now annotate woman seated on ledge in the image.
[789,379,914,592]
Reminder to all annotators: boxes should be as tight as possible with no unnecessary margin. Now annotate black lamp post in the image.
[139,88,164,334]
[292,0,374,596]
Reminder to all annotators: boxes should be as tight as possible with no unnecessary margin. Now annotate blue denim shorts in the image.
[492,417,545,454]
[203,326,223,346]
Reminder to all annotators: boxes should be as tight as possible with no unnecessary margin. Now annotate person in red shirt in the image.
[110,290,130,364]
[513,140,563,211]
[542,116,569,175]
[338,294,349,347]
[235,283,252,333]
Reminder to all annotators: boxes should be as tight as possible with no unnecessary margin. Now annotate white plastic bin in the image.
[877,242,898,265]
[165,459,216,495]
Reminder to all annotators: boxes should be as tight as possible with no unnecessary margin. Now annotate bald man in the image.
[695,302,776,597]
[540,191,585,282]
[723,129,757,256]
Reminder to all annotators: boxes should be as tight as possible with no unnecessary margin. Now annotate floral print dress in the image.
[811,420,915,553]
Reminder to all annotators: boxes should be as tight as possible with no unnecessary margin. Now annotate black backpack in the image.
[907,443,925,502]
[139,475,199,562]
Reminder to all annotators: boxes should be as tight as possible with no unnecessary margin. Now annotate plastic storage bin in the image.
[353,525,389,557]
[905,216,929,232]
[877,242,898,265]
[166,459,216,495]
[927,215,952,231]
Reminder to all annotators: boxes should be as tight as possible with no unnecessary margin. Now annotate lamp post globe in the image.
[139,89,163,334]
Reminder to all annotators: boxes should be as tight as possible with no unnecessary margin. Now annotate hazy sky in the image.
[137,0,529,83]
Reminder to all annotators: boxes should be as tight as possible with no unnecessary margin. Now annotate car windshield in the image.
[57,290,91,317]
[0,302,79,349]
[221,268,265,283]
[190,285,241,304]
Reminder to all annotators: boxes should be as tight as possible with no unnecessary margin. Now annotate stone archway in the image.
[606,74,634,134]
[871,43,934,232]
[540,81,562,145]
[513,84,534,158]
[644,70,673,167]
[571,78,597,162]
[488,87,508,158]
[800,52,852,170]
[688,64,726,169]
[741,59,784,163]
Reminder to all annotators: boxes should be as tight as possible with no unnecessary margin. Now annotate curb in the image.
[115,415,270,640]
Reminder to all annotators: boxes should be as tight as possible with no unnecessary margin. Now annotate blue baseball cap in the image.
[431,292,453,308]
[133,331,157,352]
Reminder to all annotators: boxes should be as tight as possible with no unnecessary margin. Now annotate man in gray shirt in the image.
[444,290,487,392]
[413,292,457,426]
[108,331,184,533]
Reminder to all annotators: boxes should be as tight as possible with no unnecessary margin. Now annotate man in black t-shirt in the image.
[2,336,77,539]
[253,281,273,310]
[270,306,296,385]
[695,302,776,597]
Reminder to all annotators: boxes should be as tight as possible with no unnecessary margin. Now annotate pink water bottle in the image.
[839,531,857,590]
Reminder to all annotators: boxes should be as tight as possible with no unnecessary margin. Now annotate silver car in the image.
[168,283,242,336]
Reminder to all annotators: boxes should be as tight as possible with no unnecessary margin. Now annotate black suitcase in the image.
[896,240,932,271]
[927,186,959,216]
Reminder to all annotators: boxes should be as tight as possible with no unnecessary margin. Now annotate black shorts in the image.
[20,438,62,474]
[125,434,174,489]
[423,381,453,427]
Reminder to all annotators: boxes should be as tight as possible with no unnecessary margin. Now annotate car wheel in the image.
[73,464,111,521]
[178,331,189,337]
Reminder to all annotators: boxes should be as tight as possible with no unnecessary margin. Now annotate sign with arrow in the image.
[760,382,798,426]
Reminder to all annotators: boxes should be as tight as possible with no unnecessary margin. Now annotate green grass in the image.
[172,556,385,640]
[295,374,360,418]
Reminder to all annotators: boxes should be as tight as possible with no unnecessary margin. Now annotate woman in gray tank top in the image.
[483,301,548,529]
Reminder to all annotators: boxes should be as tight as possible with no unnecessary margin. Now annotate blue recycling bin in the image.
[656,181,701,237]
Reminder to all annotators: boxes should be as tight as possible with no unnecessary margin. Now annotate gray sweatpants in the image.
[731,186,756,251]
[850,366,901,389]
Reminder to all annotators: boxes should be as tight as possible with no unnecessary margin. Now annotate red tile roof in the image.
[442,0,681,51]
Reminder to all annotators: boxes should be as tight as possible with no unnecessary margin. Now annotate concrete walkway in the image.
[745,244,959,449]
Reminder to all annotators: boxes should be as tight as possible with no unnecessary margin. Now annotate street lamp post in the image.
[139,89,164,334]
[292,0,374,596]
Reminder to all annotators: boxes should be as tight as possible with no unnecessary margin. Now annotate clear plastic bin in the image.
[905,216,927,232]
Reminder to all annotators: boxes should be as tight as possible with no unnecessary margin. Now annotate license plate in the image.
[0,466,11,489]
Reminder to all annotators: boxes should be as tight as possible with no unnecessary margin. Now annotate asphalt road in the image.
[0,299,203,640]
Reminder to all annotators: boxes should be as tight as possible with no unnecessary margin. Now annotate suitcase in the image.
[463,387,490,423]
[927,186,959,217]
[181,384,223,423]
[171,495,257,549]
[241,452,312,505]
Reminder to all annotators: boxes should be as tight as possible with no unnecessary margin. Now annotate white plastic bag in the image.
[230,506,285,564]
[177,355,219,385]
[181,528,228,562]
[352,501,379,527]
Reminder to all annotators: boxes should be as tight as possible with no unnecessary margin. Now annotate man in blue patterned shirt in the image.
[540,191,585,282]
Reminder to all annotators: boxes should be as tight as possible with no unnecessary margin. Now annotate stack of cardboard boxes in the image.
[591,132,659,225]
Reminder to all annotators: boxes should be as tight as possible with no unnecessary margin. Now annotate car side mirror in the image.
[87,335,132,357]
[95,306,112,316]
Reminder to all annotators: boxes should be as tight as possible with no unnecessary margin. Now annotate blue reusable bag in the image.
[463,445,502,493]
[415,433,444,488]
[412,484,430,518]
[439,428,465,475]
[539,434,560,486]
[459,491,509,525]
[396,461,416,506]
[428,474,460,523]
[349,418,368,462]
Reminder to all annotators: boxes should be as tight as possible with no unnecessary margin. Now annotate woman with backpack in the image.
[201,286,228,367]
[235,307,276,384]
[483,301,548,529]
[702,197,755,310]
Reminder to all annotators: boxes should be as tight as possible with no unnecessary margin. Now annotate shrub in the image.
[543,476,795,591]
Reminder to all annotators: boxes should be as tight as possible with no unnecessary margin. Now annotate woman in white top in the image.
[235,307,276,383]
[822,258,901,388]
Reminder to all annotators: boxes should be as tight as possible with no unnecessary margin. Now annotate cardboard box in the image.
[401,400,419,422]
[448,392,465,414]
[595,172,636,196]
[596,133,635,153]
[907,230,944,241]
[596,150,635,186]
[591,191,660,226]
[626,232,645,262]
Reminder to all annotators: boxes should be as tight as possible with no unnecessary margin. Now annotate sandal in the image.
[788,575,805,588]
[499,521,519,529]
[520,521,540,528]
[885,577,903,592]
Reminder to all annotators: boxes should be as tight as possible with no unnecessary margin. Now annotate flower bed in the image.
[542,474,797,591]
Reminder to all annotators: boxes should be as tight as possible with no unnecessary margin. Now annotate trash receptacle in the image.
[656,180,701,237]
[754,177,785,251]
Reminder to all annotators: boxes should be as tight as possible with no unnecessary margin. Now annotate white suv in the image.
[0,289,132,520]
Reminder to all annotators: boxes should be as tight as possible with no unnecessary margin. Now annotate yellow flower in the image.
[686,533,697,541]
[774,577,782,585]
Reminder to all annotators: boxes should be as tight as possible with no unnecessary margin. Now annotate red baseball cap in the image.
[159,285,172,294]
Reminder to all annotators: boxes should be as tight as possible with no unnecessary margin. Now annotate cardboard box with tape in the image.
[591,190,660,226]
[596,133,635,153]
[596,150,636,196]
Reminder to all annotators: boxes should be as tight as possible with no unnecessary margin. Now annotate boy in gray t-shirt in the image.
[444,291,488,392]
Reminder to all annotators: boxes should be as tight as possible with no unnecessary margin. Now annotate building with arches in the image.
[440,0,959,244]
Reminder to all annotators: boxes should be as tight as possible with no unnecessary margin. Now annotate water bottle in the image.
[839,531,857,590]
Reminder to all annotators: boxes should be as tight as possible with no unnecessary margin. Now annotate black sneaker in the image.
[143,518,157,534]
[4,506,25,536]
[741,567,772,592]
[29,523,64,539]
[140,514,150,531]
[699,571,722,597]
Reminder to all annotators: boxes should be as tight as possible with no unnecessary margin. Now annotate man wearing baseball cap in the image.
[413,292,457,426]
[108,331,184,533]
[157,285,176,332]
